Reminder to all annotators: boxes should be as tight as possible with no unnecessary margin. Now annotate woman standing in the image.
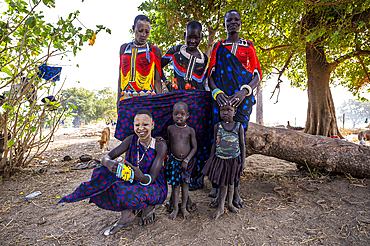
[208,10,262,208]
[116,15,162,111]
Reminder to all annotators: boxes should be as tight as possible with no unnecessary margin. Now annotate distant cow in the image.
[358,130,370,145]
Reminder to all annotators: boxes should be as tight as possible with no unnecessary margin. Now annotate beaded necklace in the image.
[136,138,152,166]
[175,123,187,128]
[133,41,147,48]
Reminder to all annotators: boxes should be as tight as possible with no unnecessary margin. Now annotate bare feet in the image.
[233,189,245,209]
[105,210,134,235]
[212,208,224,220]
[166,195,197,212]
[141,206,155,226]
[208,187,218,198]
[227,204,240,213]
[169,208,178,220]
[181,207,190,219]
[186,195,197,212]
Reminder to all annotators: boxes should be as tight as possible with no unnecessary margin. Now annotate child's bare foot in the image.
[181,207,190,219]
[227,204,240,213]
[233,189,245,209]
[169,208,178,220]
[212,208,224,220]
[208,187,218,198]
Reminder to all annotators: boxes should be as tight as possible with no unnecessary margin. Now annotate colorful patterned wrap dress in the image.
[208,39,262,133]
[119,42,162,99]
[162,45,208,90]
[58,135,168,211]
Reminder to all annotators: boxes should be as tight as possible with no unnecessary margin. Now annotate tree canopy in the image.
[140,0,370,136]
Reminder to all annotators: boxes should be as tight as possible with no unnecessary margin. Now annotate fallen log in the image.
[245,123,370,178]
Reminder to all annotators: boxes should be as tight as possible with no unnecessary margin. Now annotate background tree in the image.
[62,88,96,126]
[94,87,117,123]
[0,0,109,177]
[141,0,370,137]
[239,0,370,137]
[62,87,117,126]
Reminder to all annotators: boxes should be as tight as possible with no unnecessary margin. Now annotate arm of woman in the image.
[209,73,229,107]
[239,124,245,170]
[154,69,162,94]
[154,47,163,94]
[208,43,229,106]
[117,70,122,112]
[101,135,133,173]
[230,42,262,107]
[117,44,125,112]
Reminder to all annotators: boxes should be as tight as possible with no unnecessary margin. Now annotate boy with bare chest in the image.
[165,101,197,219]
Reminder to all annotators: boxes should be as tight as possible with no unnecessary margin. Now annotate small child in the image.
[202,102,245,219]
[165,101,197,219]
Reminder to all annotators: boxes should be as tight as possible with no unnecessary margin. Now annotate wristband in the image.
[116,159,134,183]
[212,88,224,100]
[140,173,152,186]
[240,84,252,96]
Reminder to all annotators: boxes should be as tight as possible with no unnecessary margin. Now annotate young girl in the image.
[202,102,245,219]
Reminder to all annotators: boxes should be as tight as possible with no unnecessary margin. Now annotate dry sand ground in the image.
[0,125,370,245]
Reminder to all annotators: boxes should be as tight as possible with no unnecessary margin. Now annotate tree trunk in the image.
[256,85,264,125]
[205,25,218,58]
[304,41,343,138]
[245,122,370,178]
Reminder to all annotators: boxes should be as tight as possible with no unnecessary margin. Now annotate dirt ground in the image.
[1,125,370,246]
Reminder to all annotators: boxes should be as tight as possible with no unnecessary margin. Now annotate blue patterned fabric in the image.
[114,90,212,190]
[38,63,62,81]
[165,155,196,186]
[58,135,168,211]
[211,45,256,133]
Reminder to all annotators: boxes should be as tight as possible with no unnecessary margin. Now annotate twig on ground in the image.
[300,235,334,244]
[37,234,61,244]
[30,200,46,209]
[0,218,13,231]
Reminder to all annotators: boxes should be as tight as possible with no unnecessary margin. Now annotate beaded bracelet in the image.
[240,84,252,96]
[212,88,224,101]
[140,174,152,186]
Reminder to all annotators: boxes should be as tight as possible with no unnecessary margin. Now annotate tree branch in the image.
[270,52,295,104]
[258,45,291,52]
[304,0,352,6]
[329,49,370,72]
[356,55,370,86]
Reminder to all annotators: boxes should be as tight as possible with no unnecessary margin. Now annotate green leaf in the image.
[7,139,14,148]
[1,66,12,76]
[25,17,36,28]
